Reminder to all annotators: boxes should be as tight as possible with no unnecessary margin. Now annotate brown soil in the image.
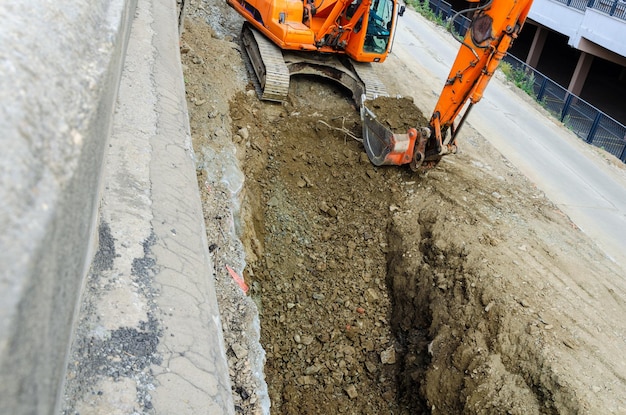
[366,96,429,132]
[181,1,626,414]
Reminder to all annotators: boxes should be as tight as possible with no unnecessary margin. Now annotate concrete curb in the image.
[61,0,235,413]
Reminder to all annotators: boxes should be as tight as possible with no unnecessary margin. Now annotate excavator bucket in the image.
[360,96,417,166]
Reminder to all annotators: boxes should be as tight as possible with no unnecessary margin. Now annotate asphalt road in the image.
[390,10,626,268]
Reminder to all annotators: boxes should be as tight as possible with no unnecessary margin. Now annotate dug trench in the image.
[182,3,626,413]
[223,89,575,414]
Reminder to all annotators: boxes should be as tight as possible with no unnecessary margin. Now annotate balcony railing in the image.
[588,0,626,20]
[545,0,626,18]
[553,0,588,11]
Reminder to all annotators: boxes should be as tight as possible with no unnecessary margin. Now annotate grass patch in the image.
[499,61,536,97]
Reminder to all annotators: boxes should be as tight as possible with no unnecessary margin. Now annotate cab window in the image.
[363,0,393,54]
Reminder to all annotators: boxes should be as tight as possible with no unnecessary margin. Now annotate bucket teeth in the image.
[361,100,395,166]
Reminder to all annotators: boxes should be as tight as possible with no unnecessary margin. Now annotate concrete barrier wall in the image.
[0,1,137,413]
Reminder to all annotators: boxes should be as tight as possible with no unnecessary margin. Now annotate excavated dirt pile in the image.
[366,96,429,132]
[182,0,626,413]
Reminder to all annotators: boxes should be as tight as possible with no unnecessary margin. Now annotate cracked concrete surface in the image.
[62,0,235,413]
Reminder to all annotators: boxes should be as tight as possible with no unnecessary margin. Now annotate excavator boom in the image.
[363,0,534,171]
[435,0,532,133]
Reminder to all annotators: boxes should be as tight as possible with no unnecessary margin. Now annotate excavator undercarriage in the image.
[241,22,389,104]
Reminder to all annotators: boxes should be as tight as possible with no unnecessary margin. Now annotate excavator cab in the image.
[342,0,398,61]
[363,0,394,54]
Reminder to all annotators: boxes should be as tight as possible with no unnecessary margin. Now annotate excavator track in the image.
[241,23,290,102]
[351,62,388,101]
[240,23,388,105]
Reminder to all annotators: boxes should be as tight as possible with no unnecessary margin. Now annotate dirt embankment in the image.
[182,1,626,413]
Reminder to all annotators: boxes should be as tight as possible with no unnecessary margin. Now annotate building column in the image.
[568,51,594,96]
[526,26,548,68]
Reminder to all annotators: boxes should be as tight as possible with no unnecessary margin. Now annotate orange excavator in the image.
[226,0,534,170]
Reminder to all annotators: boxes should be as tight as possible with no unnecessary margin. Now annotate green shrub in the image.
[408,0,447,26]
[499,62,535,97]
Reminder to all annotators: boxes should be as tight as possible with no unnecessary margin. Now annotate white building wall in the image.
[575,8,626,57]
[529,0,626,59]
[529,0,584,38]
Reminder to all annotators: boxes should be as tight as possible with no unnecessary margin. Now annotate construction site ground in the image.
[181,0,626,413]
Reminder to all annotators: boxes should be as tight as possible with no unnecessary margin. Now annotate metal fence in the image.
[502,54,626,161]
[420,0,626,162]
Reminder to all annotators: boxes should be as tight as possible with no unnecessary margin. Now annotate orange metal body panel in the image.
[227,0,316,48]
[226,0,395,62]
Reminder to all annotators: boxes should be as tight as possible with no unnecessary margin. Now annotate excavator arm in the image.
[362,0,534,170]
